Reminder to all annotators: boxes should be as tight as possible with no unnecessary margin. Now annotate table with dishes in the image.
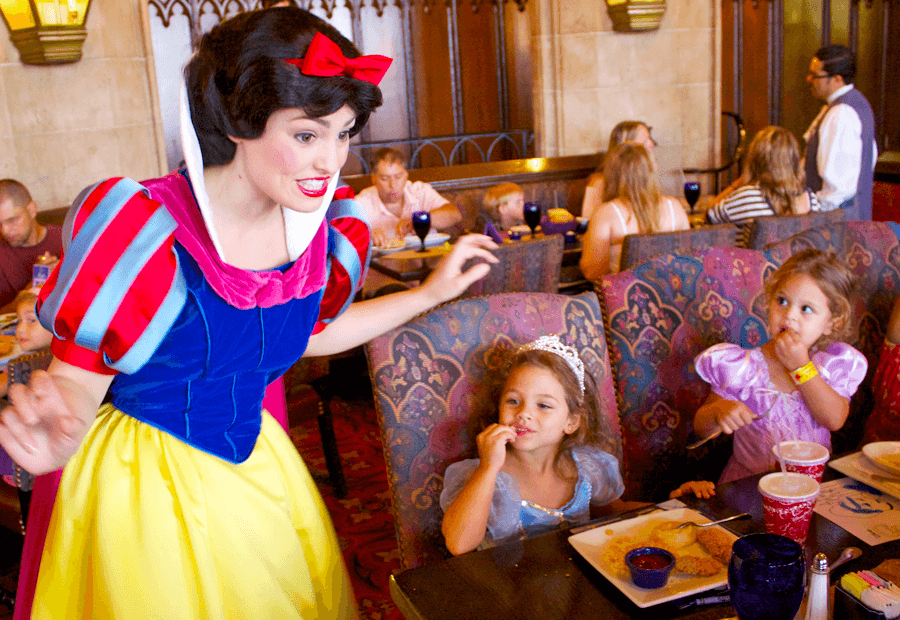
[389,443,900,620]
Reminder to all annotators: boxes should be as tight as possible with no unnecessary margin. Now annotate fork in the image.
[687,392,783,450]
[674,512,750,530]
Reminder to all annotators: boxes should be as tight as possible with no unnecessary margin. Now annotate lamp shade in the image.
[605,0,666,33]
[0,0,92,64]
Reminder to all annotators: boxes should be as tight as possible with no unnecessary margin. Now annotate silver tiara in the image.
[518,335,585,394]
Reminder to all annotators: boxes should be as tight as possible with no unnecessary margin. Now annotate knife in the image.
[569,504,662,535]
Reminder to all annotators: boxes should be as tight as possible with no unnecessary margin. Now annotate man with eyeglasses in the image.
[0,179,62,310]
[803,44,876,220]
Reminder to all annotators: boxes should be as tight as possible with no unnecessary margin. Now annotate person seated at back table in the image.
[579,143,689,281]
[356,147,462,248]
[581,120,658,222]
[474,182,525,234]
[0,292,53,398]
[706,126,820,232]
[0,179,63,312]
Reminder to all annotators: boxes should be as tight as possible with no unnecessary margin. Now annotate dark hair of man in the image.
[261,0,298,7]
[0,179,33,209]
[370,147,406,171]
[185,7,383,166]
[814,44,855,84]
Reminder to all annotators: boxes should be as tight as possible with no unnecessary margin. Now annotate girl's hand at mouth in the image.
[772,328,811,371]
[475,423,517,472]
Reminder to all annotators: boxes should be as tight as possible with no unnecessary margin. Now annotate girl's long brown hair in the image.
[601,143,664,234]
[745,126,806,215]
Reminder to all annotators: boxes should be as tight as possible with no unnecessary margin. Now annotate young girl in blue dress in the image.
[693,249,868,484]
[440,335,713,555]
[0,7,496,619]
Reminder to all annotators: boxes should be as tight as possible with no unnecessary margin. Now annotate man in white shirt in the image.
[804,44,877,220]
[356,148,461,247]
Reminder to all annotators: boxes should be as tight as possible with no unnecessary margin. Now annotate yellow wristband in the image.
[791,361,818,385]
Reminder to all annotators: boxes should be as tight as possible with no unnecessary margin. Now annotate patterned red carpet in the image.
[0,380,403,620]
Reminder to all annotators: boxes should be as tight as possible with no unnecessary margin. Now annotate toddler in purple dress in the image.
[693,250,867,484]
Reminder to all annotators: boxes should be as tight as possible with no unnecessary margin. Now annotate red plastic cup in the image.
[772,440,830,483]
[758,472,820,545]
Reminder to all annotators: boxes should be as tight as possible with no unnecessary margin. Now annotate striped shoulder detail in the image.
[37,177,187,375]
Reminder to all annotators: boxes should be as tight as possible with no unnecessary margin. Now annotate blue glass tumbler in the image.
[728,533,805,620]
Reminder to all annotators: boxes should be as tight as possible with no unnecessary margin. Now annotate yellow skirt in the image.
[32,405,356,620]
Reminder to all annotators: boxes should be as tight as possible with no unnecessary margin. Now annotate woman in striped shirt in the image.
[706,126,820,225]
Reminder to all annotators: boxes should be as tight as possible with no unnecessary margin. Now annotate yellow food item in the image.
[601,535,640,579]
[382,238,404,249]
[547,208,574,223]
[675,555,724,577]
[650,522,697,550]
[877,453,900,469]
[0,339,13,357]
[696,528,733,564]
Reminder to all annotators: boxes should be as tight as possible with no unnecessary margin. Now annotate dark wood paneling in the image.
[505,3,532,131]
[722,0,738,159]
[741,0,772,140]
[885,0,900,151]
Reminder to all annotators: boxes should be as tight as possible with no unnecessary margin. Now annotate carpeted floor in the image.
[0,364,403,620]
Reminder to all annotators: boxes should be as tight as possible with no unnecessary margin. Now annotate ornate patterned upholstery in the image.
[598,247,777,501]
[764,220,900,451]
[620,224,740,271]
[461,234,564,297]
[365,292,620,569]
[743,209,847,250]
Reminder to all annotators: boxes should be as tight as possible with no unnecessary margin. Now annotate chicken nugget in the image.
[696,528,733,564]
[675,554,724,577]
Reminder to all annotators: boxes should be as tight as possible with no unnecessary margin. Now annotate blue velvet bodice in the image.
[109,245,323,463]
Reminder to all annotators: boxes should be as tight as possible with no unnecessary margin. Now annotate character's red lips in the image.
[297,178,329,198]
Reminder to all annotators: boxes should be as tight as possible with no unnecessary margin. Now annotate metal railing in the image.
[346,130,535,175]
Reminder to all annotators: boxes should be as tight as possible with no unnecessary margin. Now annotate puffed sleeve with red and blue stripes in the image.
[313,185,372,334]
[36,177,187,375]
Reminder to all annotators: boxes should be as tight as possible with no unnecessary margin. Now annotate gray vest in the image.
[804,87,875,220]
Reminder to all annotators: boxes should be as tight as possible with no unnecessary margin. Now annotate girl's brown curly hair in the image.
[764,248,856,348]
[468,345,615,479]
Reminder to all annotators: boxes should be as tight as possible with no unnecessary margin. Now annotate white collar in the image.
[178,80,334,264]
[827,83,854,104]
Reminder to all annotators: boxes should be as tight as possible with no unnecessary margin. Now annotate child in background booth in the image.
[440,335,715,556]
[862,294,900,443]
[693,250,867,484]
[476,182,525,233]
[0,292,52,398]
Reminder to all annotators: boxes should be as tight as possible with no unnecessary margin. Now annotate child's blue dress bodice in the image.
[440,445,624,547]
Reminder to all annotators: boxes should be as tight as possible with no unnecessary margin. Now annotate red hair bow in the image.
[285,32,392,86]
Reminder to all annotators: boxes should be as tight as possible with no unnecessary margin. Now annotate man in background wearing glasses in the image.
[803,44,876,220]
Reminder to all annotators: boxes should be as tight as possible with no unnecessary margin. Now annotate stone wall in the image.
[0,0,165,211]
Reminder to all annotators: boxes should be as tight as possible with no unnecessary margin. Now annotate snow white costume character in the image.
[0,8,497,619]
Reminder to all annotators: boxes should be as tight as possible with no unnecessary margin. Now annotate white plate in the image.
[829,452,900,499]
[371,243,406,255]
[862,441,900,477]
[403,232,450,249]
[568,507,738,608]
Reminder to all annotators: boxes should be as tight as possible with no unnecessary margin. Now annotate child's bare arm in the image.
[441,424,515,555]
[693,392,756,437]
[887,295,900,346]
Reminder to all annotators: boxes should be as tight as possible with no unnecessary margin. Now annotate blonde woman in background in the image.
[706,126,819,225]
[579,143,689,280]
[581,121,657,221]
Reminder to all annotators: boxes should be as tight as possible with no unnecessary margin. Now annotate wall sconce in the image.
[605,0,666,33]
[0,0,92,65]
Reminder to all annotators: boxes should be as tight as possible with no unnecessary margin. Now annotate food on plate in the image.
[696,528,734,564]
[547,208,574,223]
[0,338,13,357]
[601,534,641,579]
[650,522,697,550]
[675,555,724,577]
[379,238,404,250]
[876,453,900,470]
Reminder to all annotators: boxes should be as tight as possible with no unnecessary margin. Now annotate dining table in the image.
[388,467,900,620]
[368,244,453,283]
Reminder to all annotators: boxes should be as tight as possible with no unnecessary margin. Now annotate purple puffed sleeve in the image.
[813,342,868,399]
[694,343,766,403]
